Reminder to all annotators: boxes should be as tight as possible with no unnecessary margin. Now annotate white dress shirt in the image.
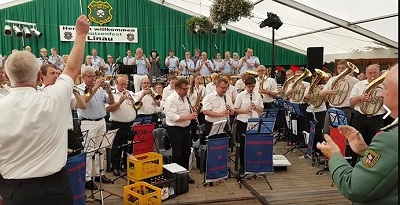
[196,59,214,76]
[179,59,195,76]
[303,86,327,113]
[0,85,10,99]
[213,59,224,72]
[123,56,135,65]
[202,91,234,122]
[225,84,238,104]
[164,91,191,127]
[188,85,205,105]
[0,74,73,179]
[286,81,311,104]
[235,79,245,92]
[165,56,179,71]
[322,75,359,108]
[239,56,260,75]
[255,77,278,103]
[349,80,386,115]
[136,90,159,115]
[162,85,175,102]
[234,90,264,123]
[205,82,216,95]
[91,55,105,70]
[107,90,137,122]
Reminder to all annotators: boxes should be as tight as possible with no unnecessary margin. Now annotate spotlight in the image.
[221,25,227,34]
[212,25,218,34]
[12,26,22,37]
[4,25,12,36]
[30,27,42,38]
[259,12,283,30]
[23,27,31,38]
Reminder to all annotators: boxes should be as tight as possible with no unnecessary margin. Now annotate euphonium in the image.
[146,87,162,102]
[280,75,295,97]
[124,90,142,110]
[291,68,312,102]
[245,70,258,77]
[308,69,329,108]
[360,69,389,116]
[328,62,359,106]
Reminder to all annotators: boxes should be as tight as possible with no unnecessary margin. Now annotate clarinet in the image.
[249,92,254,118]
[223,95,232,132]
[187,96,202,134]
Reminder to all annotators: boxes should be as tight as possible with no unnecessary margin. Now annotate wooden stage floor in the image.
[85,141,351,205]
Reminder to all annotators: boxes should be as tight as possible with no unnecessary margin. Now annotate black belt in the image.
[81,118,104,121]
[356,111,384,118]
[111,120,134,125]
[167,125,190,129]
[332,106,350,110]
[0,166,67,185]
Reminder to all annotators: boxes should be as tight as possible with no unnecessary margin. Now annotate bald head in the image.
[365,64,380,82]
[116,76,128,92]
[382,64,398,118]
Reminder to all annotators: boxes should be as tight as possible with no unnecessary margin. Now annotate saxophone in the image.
[328,62,359,106]
[359,69,389,116]
[291,68,311,102]
[307,69,328,108]
[194,87,204,114]
[258,74,265,99]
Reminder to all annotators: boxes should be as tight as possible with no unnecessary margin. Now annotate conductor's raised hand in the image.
[316,134,341,159]
[75,15,90,36]
[338,125,368,155]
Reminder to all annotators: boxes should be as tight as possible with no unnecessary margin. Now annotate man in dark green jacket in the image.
[317,64,398,205]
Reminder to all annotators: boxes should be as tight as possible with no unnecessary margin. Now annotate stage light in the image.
[259,12,283,30]
[12,26,22,37]
[212,25,218,34]
[221,25,227,34]
[4,25,12,36]
[30,27,42,38]
[23,27,31,38]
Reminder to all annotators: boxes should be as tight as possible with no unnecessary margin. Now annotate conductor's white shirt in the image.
[0,74,73,179]
[164,91,191,127]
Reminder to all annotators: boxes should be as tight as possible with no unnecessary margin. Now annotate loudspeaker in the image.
[307,47,324,73]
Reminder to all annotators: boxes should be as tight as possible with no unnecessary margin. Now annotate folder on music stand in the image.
[263,109,279,118]
[207,119,228,137]
[118,65,137,75]
[246,118,276,135]
[84,129,118,153]
[328,108,347,127]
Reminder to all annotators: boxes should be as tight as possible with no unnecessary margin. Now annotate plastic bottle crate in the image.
[127,152,163,181]
[123,182,161,205]
[127,174,176,201]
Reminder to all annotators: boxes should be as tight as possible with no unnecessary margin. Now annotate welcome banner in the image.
[59,25,138,43]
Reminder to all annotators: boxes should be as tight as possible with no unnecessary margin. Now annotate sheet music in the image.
[84,129,118,152]
[208,120,228,137]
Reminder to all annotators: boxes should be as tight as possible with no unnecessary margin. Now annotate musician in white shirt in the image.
[234,76,264,173]
[91,48,106,71]
[164,78,197,184]
[348,64,385,166]
[165,50,179,73]
[213,52,224,72]
[221,73,238,104]
[135,78,160,123]
[179,51,195,76]
[162,74,177,104]
[195,52,214,76]
[319,60,359,134]
[235,72,247,93]
[106,76,137,176]
[48,47,63,68]
[254,65,278,109]
[237,48,260,75]
[37,47,49,65]
[0,15,89,204]
[123,49,135,65]
[132,48,151,93]
[205,73,219,95]
[221,51,236,74]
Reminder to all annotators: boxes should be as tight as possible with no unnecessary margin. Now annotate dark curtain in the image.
[0,0,307,66]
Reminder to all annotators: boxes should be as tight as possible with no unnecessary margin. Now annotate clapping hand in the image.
[338,125,368,155]
[316,134,341,159]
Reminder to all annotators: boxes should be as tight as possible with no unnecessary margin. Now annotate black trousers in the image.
[190,120,200,142]
[137,114,158,124]
[110,121,134,170]
[306,111,326,152]
[350,111,384,166]
[0,167,72,205]
[263,102,272,109]
[236,120,248,168]
[166,125,191,170]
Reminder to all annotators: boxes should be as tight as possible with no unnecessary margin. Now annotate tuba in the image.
[359,69,389,116]
[291,68,312,102]
[308,69,329,108]
[280,75,295,97]
[124,90,143,110]
[328,62,359,106]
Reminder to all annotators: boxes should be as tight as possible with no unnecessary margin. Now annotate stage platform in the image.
[85,141,351,205]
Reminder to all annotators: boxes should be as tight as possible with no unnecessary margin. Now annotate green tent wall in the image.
[0,0,306,66]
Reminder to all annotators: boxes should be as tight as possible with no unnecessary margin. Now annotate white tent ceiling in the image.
[152,0,398,55]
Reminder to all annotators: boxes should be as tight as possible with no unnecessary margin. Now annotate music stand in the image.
[118,65,137,76]
[85,129,123,204]
[68,130,88,157]
[316,108,348,176]
[283,102,307,155]
[273,98,289,144]
[236,118,274,190]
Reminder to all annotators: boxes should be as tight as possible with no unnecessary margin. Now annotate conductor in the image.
[0,15,90,205]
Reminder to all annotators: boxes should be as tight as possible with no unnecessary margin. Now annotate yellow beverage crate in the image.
[127,152,163,181]
[123,182,161,205]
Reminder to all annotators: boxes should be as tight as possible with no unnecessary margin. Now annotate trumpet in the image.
[145,87,162,102]
[124,90,143,110]
[74,85,92,96]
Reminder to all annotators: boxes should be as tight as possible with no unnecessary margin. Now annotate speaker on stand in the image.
[307,47,324,73]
